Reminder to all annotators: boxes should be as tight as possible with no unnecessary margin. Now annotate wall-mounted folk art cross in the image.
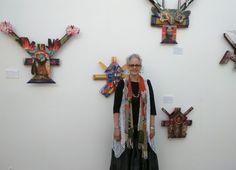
[219,33,236,68]
[161,107,193,138]
[93,57,127,97]
[148,0,195,44]
[0,21,80,83]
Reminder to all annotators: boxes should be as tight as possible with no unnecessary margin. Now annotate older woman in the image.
[110,54,159,170]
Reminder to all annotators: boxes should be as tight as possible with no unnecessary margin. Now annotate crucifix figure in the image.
[148,0,195,44]
[219,33,236,68]
[93,57,127,97]
[0,21,79,83]
[161,107,193,138]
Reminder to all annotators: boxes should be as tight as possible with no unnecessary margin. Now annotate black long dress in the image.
[110,79,159,170]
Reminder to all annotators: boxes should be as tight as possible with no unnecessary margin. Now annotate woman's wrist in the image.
[150,126,155,130]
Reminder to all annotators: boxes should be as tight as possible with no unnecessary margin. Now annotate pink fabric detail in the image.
[66,25,80,36]
[0,21,13,34]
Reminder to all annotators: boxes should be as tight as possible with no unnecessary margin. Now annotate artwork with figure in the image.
[220,33,236,68]
[161,107,193,138]
[0,21,79,83]
[148,0,195,44]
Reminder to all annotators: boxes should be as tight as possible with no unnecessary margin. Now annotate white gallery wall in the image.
[0,0,236,170]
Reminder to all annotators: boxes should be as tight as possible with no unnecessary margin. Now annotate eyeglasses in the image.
[128,64,141,68]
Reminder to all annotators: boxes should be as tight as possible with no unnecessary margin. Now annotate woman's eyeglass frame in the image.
[128,64,142,68]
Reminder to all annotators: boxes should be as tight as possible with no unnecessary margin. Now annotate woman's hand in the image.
[150,127,155,139]
[114,127,121,141]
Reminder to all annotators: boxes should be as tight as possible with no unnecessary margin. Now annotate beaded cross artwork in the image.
[93,57,127,97]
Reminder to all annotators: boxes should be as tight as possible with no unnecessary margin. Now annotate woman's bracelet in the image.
[114,126,120,129]
[150,126,155,130]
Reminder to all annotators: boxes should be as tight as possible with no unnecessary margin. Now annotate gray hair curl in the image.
[126,54,142,65]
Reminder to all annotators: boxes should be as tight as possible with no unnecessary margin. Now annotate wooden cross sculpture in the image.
[219,33,236,68]
[93,57,127,97]
[148,0,194,44]
[0,21,80,83]
[161,107,193,138]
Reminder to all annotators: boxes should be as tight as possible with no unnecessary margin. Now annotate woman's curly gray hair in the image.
[126,54,142,66]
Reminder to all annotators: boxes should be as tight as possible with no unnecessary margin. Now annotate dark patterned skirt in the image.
[110,133,159,170]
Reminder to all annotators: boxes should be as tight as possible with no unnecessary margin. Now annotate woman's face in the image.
[127,57,142,76]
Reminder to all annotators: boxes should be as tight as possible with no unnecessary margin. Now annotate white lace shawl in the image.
[112,80,157,158]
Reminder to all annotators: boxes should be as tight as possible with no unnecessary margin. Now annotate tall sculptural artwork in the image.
[220,33,236,68]
[148,0,195,44]
[93,57,127,97]
[0,21,80,83]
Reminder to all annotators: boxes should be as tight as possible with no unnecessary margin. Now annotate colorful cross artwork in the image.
[93,57,127,97]
[148,0,195,44]
[219,33,236,68]
[0,21,80,83]
[161,107,193,138]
